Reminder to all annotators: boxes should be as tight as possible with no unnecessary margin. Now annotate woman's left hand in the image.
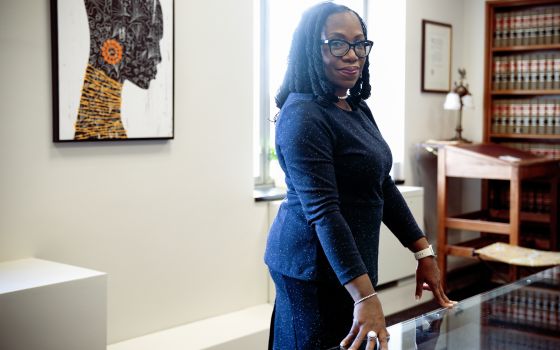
[415,257,457,308]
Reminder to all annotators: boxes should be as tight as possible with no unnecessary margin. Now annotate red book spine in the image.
[522,57,530,90]
[546,54,554,90]
[522,12,531,46]
[503,12,511,46]
[495,13,504,47]
[553,56,560,89]
[530,56,539,90]
[546,101,555,134]
[537,8,546,45]
[554,8,560,44]
[492,101,500,133]
[493,57,500,90]
[538,101,547,134]
[531,99,539,134]
[538,55,547,90]
[529,10,539,45]
[516,56,524,90]
[522,100,531,134]
[545,8,554,44]
[509,56,516,90]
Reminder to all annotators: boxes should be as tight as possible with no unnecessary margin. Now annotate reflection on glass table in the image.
[384,265,560,350]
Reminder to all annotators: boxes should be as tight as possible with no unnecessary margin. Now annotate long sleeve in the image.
[276,102,368,285]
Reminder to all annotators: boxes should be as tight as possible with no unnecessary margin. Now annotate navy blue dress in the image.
[264,93,425,349]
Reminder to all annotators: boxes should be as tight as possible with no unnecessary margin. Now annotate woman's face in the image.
[321,11,366,97]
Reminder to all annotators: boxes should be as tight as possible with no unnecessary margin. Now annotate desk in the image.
[384,265,560,349]
[326,266,559,349]
[437,143,560,287]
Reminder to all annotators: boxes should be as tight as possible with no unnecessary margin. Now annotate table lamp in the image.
[443,68,473,143]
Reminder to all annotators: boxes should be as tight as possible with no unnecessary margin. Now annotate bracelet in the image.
[354,292,377,306]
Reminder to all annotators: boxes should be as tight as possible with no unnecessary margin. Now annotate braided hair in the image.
[275,2,371,109]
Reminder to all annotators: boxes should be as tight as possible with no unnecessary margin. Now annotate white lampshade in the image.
[462,94,474,109]
[443,92,461,110]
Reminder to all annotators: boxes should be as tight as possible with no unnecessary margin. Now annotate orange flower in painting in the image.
[101,39,123,65]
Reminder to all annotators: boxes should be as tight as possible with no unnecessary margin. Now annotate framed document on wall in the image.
[51,0,174,142]
[421,20,452,93]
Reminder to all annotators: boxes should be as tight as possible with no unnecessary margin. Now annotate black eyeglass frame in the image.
[321,39,374,58]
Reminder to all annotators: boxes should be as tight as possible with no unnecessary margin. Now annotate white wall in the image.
[403,0,486,186]
[405,0,464,184]
[462,0,486,144]
[0,0,270,344]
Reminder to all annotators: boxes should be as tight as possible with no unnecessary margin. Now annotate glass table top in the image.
[384,265,560,350]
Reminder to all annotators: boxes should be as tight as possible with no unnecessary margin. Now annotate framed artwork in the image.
[421,20,452,93]
[51,0,174,142]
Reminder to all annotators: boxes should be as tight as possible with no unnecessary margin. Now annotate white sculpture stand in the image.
[0,258,107,350]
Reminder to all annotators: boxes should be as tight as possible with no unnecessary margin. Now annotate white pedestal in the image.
[0,258,107,350]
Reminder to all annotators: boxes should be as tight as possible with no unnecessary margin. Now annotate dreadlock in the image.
[275,1,371,109]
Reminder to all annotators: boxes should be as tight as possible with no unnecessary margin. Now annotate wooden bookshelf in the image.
[485,0,560,160]
[476,0,560,277]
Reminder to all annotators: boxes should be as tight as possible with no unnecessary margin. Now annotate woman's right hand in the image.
[340,295,390,350]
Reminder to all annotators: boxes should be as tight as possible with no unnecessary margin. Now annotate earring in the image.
[101,39,123,65]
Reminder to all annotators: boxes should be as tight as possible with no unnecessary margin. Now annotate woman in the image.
[264,2,456,350]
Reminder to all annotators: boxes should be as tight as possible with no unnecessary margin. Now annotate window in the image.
[255,0,409,187]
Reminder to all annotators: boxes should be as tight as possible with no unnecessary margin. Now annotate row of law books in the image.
[540,267,560,283]
[493,54,560,90]
[501,142,560,160]
[494,7,560,47]
[521,230,554,250]
[485,287,560,331]
[491,115,560,135]
[489,180,554,213]
[491,99,560,135]
[484,330,560,350]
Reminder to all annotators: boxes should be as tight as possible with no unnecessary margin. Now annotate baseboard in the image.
[107,304,273,350]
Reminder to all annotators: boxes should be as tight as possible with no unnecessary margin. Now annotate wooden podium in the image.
[437,143,559,289]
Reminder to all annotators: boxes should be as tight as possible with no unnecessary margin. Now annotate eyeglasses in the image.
[321,39,373,58]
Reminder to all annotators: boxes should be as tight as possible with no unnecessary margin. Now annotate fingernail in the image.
[415,295,420,301]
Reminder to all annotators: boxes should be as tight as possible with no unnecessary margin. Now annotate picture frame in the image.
[51,0,174,142]
[421,20,452,93]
